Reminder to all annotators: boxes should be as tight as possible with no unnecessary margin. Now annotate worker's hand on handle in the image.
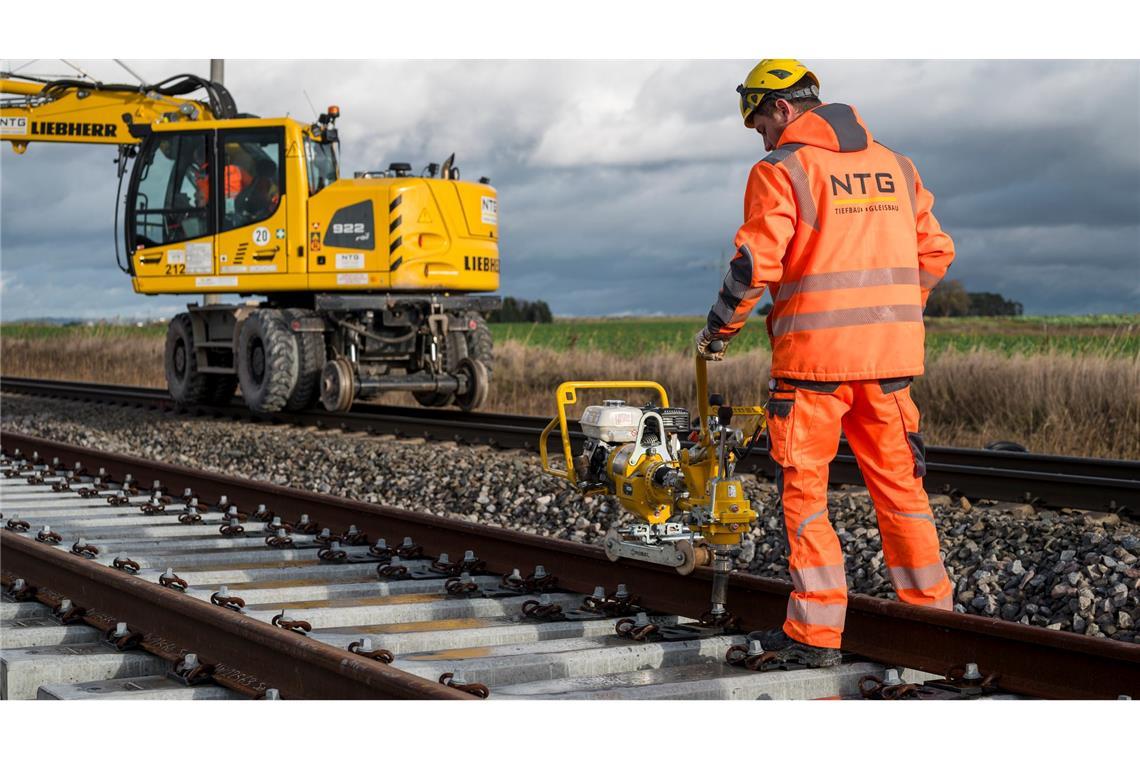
[695,327,729,361]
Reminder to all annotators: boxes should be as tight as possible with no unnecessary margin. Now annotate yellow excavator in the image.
[1,69,500,413]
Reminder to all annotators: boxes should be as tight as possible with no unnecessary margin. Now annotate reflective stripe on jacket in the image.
[707,103,955,381]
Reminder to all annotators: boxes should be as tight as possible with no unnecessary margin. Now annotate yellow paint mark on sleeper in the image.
[405,646,497,661]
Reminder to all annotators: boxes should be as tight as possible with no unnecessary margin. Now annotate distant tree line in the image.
[488,297,554,323]
[926,279,1024,317]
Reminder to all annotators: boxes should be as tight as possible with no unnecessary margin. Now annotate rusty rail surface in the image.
[2,431,1138,699]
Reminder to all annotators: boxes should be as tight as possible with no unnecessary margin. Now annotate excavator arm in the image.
[0,73,237,153]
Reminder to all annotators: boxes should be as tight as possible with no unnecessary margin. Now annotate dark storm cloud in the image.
[1,59,1137,320]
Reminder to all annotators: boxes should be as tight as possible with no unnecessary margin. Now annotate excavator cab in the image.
[128,123,294,279]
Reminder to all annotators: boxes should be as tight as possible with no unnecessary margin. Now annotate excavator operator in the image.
[695,59,957,667]
[192,142,253,208]
[238,157,281,222]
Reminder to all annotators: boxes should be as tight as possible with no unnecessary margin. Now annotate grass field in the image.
[491,315,1140,357]
[2,315,1138,459]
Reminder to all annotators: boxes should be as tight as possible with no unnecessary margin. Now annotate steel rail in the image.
[2,431,1136,699]
[0,533,470,700]
[3,375,1138,515]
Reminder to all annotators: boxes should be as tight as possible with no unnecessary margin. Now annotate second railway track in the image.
[2,376,1138,516]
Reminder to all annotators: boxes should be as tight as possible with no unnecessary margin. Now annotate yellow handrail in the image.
[539,380,670,481]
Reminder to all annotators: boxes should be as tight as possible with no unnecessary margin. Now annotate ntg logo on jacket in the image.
[829,172,896,196]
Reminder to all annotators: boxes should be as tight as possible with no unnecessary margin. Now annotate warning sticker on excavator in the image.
[481,196,497,225]
[252,227,271,246]
[336,253,365,270]
[195,276,237,288]
[185,243,213,274]
[0,116,28,135]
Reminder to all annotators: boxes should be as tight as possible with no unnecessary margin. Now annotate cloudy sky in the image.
[1,59,1137,320]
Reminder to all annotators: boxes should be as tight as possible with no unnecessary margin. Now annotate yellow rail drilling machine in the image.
[540,341,764,624]
[1,69,500,413]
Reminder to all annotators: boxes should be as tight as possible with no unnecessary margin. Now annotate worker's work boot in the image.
[746,629,842,668]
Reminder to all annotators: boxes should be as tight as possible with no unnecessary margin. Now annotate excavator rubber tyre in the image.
[283,308,326,411]
[236,309,298,414]
[320,357,356,413]
[454,357,490,412]
[463,311,494,379]
[165,313,214,405]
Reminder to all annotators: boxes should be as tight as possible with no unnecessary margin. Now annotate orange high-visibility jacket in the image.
[708,103,955,381]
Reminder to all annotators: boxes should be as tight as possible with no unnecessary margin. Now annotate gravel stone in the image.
[3,391,1138,643]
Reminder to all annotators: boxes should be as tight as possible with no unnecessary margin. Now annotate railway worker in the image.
[240,158,281,220]
[695,59,957,667]
[192,142,253,208]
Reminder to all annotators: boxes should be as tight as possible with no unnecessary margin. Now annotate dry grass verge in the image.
[2,334,1136,459]
[1,336,165,388]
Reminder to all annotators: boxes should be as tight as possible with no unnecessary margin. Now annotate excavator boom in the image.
[0,73,235,152]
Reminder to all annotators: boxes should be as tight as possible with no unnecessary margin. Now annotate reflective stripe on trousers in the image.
[888,561,947,591]
[768,377,953,649]
[887,561,954,609]
[787,597,848,628]
[789,564,847,593]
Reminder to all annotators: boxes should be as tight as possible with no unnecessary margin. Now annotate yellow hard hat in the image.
[736,59,819,128]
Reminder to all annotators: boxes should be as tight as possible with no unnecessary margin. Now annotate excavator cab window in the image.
[304,136,337,196]
[220,128,284,232]
[130,133,213,248]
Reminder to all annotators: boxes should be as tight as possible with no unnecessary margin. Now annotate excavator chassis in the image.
[167,293,498,414]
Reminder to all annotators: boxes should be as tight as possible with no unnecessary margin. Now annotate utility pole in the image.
[204,59,224,306]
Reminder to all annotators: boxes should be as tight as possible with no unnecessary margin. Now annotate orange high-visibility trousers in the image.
[765,377,953,649]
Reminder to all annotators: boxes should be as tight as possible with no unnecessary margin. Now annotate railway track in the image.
[2,376,1138,517]
[1,432,1137,700]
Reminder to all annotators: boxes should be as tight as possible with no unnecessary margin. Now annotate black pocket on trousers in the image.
[786,379,841,393]
[907,432,927,478]
[768,398,794,418]
[879,377,913,394]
